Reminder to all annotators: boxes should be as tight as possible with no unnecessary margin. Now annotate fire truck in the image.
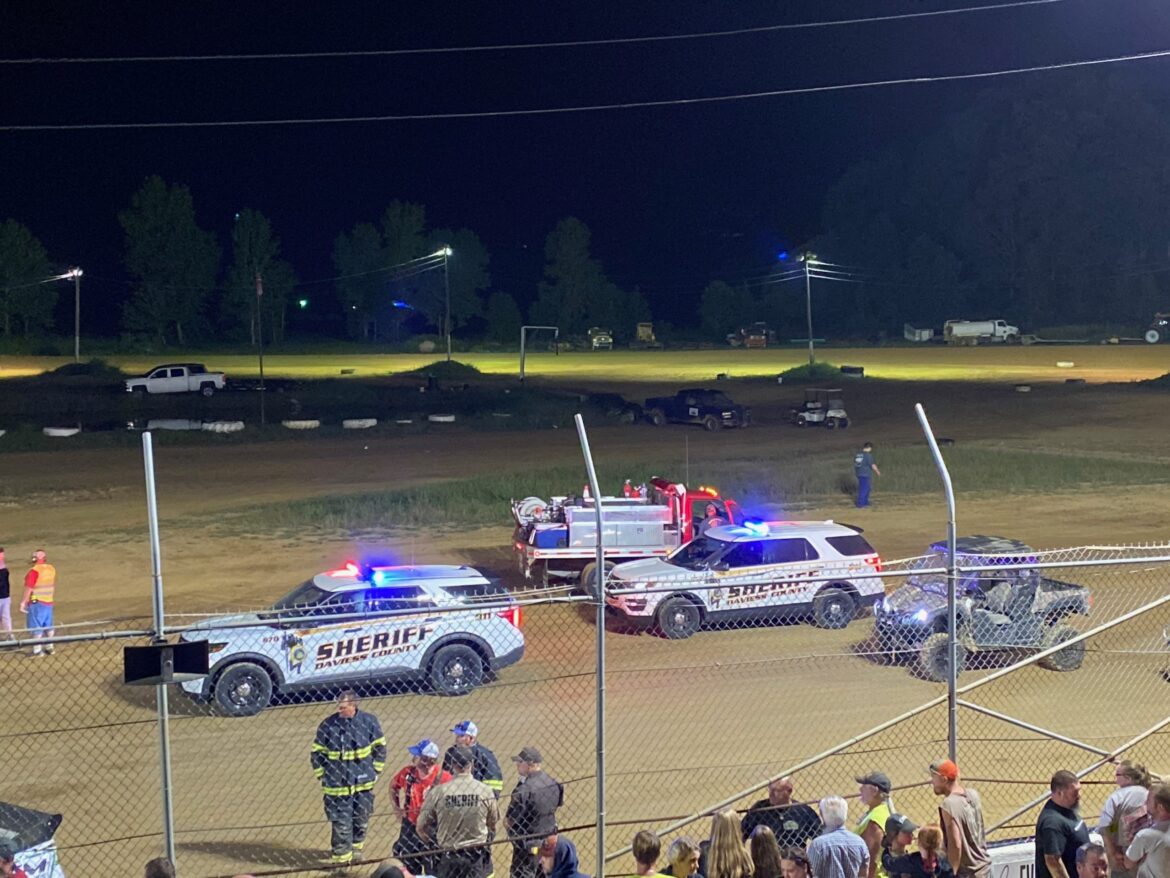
[511,477,740,589]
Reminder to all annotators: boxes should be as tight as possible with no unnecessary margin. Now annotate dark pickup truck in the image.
[644,389,750,431]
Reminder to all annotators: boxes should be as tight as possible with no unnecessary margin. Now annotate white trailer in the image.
[944,319,1020,345]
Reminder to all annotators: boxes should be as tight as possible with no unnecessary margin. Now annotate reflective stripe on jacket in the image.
[310,709,386,797]
[27,564,56,604]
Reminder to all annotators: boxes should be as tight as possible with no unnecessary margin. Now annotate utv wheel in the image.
[811,587,857,629]
[1038,624,1085,672]
[428,644,485,695]
[648,408,666,427]
[1146,329,1161,344]
[213,662,274,717]
[702,414,720,432]
[656,597,701,639]
[917,632,966,682]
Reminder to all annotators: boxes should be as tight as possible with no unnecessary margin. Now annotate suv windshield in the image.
[667,536,726,570]
[271,579,331,611]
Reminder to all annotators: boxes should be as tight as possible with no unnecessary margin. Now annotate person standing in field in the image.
[0,548,12,640]
[854,443,881,508]
[20,549,56,655]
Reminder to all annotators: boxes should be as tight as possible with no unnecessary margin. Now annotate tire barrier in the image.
[202,421,245,434]
[1014,384,1032,393]
[281,419,321,430]
[427,414,456,423]
[43,427,81,437]
[841,364,865,377]
[1056,361,1075,368]
[342,418,378,429]
[395,418,414,424]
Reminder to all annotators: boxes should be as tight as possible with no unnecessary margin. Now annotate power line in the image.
[0,1,1067,66]
[5,45,1169,132]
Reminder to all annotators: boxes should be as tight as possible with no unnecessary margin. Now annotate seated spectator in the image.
[707,810,754,878]
[749,826,784,878]
[882,825,952,878]
[779,848,810,878]
[808,796,869,878]
[1,846,29,878]
[144,857,176,878]
[372,858,412,878]
[663,837,703,878]
[633,830,669,878]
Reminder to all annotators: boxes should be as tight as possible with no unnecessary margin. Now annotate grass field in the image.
[5,343,1170,383]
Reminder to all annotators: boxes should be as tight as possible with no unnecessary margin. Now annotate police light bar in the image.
[742,520,770,536]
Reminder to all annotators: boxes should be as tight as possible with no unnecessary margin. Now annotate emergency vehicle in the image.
[604,520,883,639]
[512,478,739,588]
[178,564,525,716]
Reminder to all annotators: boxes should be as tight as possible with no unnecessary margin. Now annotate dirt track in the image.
[3,373,1170,876]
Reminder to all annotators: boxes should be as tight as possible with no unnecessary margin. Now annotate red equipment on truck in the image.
[511,477,740,589]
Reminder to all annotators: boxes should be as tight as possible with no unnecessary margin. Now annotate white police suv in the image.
[605,521,883,638]
[179,563,525,716]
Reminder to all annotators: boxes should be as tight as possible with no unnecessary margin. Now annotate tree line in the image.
[4,73,1169,346]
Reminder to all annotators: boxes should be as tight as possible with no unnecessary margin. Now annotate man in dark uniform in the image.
[505,747,563,878]
[853,442,881,508]
[310,690,387,866]
[741,776,822,848]
[443,720,504,798]
[418,746,499,878]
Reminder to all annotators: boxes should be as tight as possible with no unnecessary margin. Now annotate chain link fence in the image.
[2,538,1169,878]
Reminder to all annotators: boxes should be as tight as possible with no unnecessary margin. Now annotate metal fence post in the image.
[574,414,606,877]
[142,432,177,863]
[914,403,959,761]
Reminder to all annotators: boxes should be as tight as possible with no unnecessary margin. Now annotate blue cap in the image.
[451,720,478,737]
[409,739,440,759]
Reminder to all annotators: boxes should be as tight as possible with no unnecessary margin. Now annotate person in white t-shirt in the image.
[1123,782,1170,878]
[1098,761,1151,878]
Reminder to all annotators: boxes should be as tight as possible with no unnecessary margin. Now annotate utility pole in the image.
[255,272,266,425]
[442,247,452,362]
[70,267,83,363]
[801,253,817,366]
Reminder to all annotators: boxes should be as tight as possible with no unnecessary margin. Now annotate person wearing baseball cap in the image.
[20,548,56,656]
[443,720,503,798]
[392,739,452,875]
[930,760,989,878]
[417,745,499,878]
[506,747,563,878]
[855,772,894,878]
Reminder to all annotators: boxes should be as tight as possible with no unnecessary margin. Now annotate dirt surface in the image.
[2,371,1170,877]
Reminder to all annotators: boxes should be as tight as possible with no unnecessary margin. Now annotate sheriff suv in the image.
[605,521,883,638]
[178,563,525,716]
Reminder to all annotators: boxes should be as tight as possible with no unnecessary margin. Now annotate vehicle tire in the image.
[1146,329,1161,344]
[1004,333,1019,344]
[648,408,666,427]
[917,632,966,682]
[825,417,839,430]
[133,385,147,396]
[839,417,850,429]
[656,597,701,640]
[811,587,856,629]
[213,662,274,717]
[579,561,615,594]
[200,383,215,397]
[428,644,485,695]
[1038,624,1085,672]
[702,414,720,432]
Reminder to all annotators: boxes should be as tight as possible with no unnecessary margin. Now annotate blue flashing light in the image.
[392,300,414,310]
[913,609,930,623]
[371,570,389,586]
[742,520,771,536]
[777,251,790,262]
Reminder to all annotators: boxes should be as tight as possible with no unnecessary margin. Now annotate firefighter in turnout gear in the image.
[310,690,387,865]
[443,720,504,798]
[418,746,499,878]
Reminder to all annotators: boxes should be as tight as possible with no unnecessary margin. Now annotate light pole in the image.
[255,272,266,425]
[66,267,83,363]
[439,246,453,362]
[799,252,819,366]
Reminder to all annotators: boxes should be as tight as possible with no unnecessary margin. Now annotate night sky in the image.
[4,0,1170,334]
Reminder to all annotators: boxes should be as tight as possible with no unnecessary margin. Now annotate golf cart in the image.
[1,801,66,877]
[791,388,849,429]
[872,536,1091,681]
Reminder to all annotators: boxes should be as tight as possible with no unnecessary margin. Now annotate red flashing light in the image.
[497,606,523,628]
[866,556,884,573]
[327,562,362,577]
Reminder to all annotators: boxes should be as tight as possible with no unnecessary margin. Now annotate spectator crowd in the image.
[112,696,1167,878]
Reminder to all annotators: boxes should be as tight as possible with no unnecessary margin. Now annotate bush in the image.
[397,360,482,380]
[47,358,127,380]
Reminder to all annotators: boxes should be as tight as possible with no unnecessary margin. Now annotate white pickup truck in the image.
[125,363,227,396]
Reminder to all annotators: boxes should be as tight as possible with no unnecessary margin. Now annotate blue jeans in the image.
[856,476,871,507]
[28,602,54,633]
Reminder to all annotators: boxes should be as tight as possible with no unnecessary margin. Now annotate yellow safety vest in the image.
[29,563,56,604]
